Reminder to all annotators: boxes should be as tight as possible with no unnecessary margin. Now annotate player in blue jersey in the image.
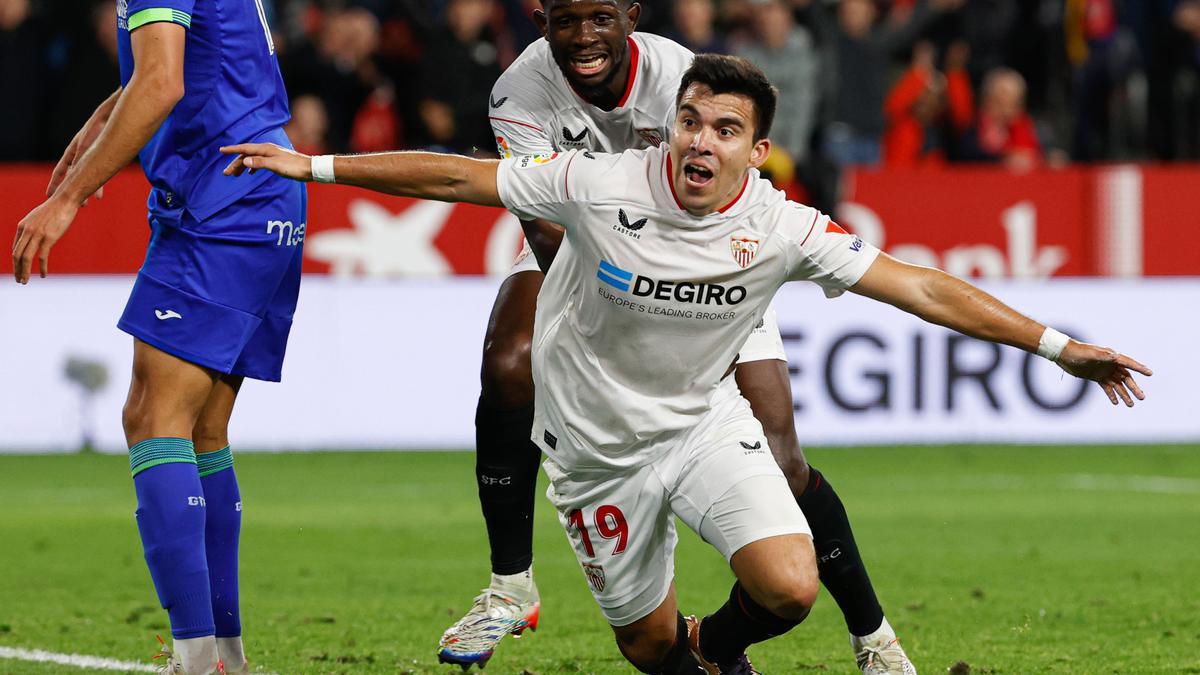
[12,1,301,673]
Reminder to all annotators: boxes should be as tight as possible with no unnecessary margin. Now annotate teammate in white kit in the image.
[449,3,912,671]
[222,54,1151,675]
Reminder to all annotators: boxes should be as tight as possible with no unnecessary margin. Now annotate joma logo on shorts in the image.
[267,220,306,247]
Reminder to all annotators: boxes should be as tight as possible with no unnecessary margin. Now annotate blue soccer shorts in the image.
[118,176,307,382]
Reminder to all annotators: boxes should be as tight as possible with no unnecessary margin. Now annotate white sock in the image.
[491,567,534,590]
[216,636,247,673]
[174,636,219,674]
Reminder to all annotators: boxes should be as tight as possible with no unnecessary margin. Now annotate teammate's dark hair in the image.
[539,0,634,6]
[676,54,778,141]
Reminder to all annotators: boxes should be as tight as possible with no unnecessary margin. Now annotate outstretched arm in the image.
[850,253,1153,406]
[220,143,504,207]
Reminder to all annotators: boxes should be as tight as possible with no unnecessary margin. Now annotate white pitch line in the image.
[1065,473,1200,495]
[960,473,1200,495]
[0,645,156,672]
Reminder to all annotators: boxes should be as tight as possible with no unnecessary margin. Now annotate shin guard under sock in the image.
[198,447,241,638]
[130,438,215,640]
[796,467,885,636]
[700,583,802,668]
[474,398,542,575]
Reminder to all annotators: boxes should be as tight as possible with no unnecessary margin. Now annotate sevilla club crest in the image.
[730,237,760,269]
[582,562,606,592]
[637,128,665,147]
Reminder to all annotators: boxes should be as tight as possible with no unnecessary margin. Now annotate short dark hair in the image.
[675,54,778,141]
[540,0,634,7]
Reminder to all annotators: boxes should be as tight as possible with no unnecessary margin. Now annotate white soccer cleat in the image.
[851,618,917,675]
[215,637,248,674]
[437,571,541,670]
[151,635,222,675]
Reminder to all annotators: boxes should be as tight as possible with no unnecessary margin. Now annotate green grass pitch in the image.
[1,445,1198,674]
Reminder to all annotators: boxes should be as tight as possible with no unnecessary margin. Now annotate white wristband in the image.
[1037,327,1071,362]
[311,155,336,184]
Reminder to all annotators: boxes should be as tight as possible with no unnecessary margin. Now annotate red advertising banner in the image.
[2,164,1198,276]
[839,168,1092,278]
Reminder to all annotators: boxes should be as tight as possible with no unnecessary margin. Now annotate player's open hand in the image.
[1057,341,1152,407]
[12,196,79,284]
[220,143,312,181]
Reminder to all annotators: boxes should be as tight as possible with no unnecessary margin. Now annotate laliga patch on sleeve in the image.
[496,135,512,159]
[517,153,560,169]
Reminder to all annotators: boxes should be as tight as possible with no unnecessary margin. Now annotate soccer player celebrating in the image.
[453,1,912,671]
[12,2,302,674]
[222,54,1149,674]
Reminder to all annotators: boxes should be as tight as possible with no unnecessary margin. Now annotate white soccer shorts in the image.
[508,243,788,363]
[542,378,811,627]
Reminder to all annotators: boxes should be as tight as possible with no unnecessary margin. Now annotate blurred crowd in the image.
[3,0,1200,204]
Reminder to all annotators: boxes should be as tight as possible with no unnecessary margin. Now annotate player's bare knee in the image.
[480,332,534,407]
[121,385,154,442]
[121,398,145,441]
[191,419,229,453]
[757,574,818,621]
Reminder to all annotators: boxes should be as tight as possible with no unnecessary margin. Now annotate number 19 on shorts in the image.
[567,505,629,558]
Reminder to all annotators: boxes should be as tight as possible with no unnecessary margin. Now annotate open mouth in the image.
[570,54,609,77]
[684,163,715,188]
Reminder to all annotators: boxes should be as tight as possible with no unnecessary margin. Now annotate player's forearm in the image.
[92,88,122,123]
[894,267,1045,352]
[330,152,504,207]
[54,73,182,205]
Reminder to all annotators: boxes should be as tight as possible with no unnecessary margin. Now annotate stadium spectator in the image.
[418,0,506,154]
[5,0,1200,163]
[1065,0,1141,161]
[282,7,384,153]
[665,0,727,54]
[286,93,331,155]
[882,40,972,167]
[959,67,1043,170]
[0,0,48,160]
[733,0,819,165]
[818,0,964,168]
[47,0,121,157]
[1145,0,1200,160]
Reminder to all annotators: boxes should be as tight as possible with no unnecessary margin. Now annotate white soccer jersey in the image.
[496,147,881,473]
[488,32,693,158]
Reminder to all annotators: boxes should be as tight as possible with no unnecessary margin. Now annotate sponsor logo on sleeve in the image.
[496,135,512,159]
[825,222,864,251]
[489,94,508,109]
[517,153,560,168]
